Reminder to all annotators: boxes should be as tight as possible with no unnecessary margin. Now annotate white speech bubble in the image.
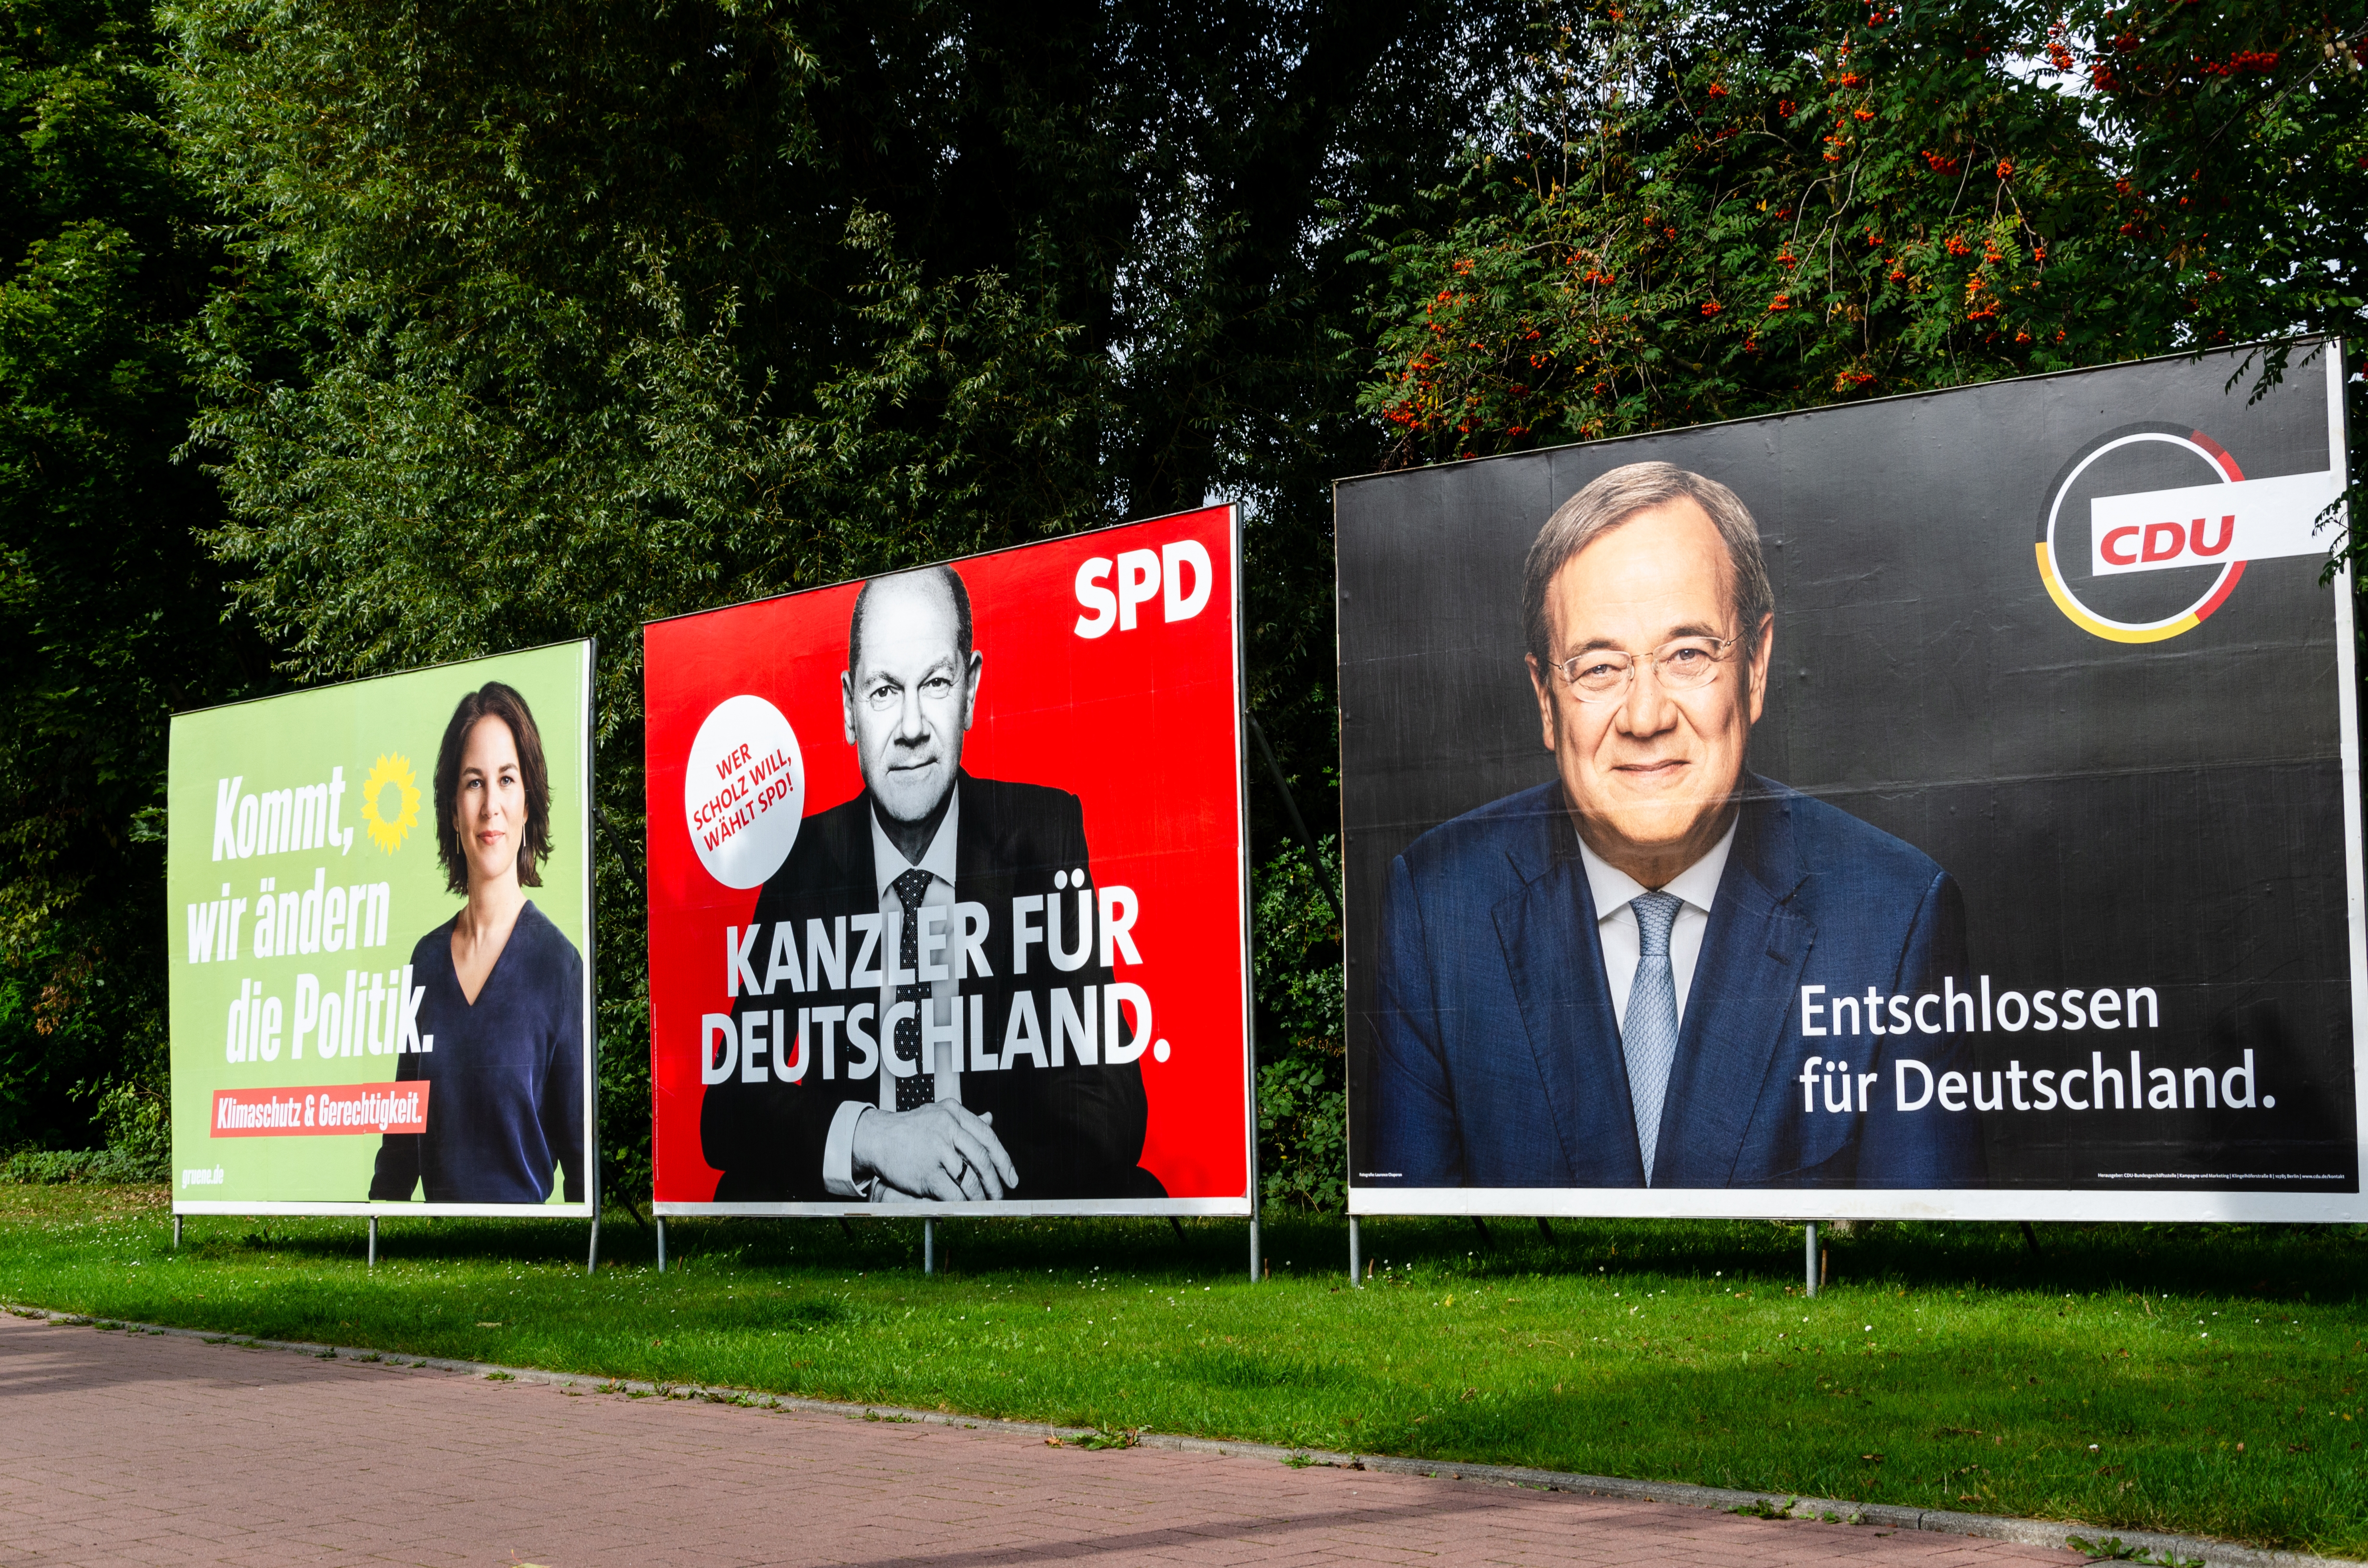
[684,695,804,889]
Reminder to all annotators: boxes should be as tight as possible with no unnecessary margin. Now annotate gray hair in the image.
[1520,461,1774,666]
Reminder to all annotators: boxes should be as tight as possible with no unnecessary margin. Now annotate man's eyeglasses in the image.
[1547,636,1742,702]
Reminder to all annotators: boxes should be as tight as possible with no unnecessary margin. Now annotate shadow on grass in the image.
[609,1211,2367,1305]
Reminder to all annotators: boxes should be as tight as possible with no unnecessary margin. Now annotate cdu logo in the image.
[2036,421,2344,643]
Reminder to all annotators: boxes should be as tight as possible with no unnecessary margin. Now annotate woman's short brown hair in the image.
[433,682,553,895]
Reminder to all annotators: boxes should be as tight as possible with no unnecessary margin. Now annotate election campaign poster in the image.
[645,508,1254,1215]
[1337,341,2362,1222]
[168,643,597,1216]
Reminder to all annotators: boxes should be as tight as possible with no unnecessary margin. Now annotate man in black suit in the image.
[701,564,1159,1202]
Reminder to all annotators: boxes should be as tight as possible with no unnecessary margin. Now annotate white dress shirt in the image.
[1576,815,1738,1031]
[821,793,962,1198]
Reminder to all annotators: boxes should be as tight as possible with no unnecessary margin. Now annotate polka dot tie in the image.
[891,868,934,1112]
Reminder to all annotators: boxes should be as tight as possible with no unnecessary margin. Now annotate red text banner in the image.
[210,1083,430,1138]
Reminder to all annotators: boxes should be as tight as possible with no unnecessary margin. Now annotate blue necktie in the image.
[1624,890,1683,1186]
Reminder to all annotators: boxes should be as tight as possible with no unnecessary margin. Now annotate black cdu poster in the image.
[1337,342,2360,1219]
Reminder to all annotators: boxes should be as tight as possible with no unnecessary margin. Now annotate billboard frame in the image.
[644,508,1259,1223]
[1333,339,2364,1225]
[168,637,602,1226]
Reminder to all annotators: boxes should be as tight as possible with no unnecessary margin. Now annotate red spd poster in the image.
[646,509,1252,1214]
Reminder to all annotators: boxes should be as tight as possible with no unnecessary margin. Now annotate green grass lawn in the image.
[4,1184,2365,1558]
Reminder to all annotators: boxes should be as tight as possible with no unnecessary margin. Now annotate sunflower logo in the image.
[360,753,421,854]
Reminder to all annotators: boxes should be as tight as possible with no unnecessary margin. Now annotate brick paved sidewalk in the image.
[0,1311,2080,1568]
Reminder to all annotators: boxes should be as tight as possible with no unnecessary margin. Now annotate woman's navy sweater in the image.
[369,901,585,1204]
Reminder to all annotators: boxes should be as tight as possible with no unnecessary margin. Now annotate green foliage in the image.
[0,1129,160,1182]
[1252,835,1344,1211]
[86,1075,168,1179]
[1356,0,2171,462]
[0,1145,150,1182]
[2043,0,2368,351]
[0,0,258,1157]
[160,0,1538,1197]
[1257,1054,1346,1213]
[2033,0,2368,545]
[1357,0,2368,474]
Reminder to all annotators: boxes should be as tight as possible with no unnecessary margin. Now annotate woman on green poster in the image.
[370,683,586,1204]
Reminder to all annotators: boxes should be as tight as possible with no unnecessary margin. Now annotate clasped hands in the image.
[850,1101,1018,1200]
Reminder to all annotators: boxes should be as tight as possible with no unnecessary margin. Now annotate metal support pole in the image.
[368,1217,378,1269]
[924,1218,937,1275]
[1804,1222,1818,1298]
[1348,1217,1362,1287]
[173,1214,182,1250]
[1248,1215,1261,1282]
[586,1212,600,1276]
[655,1217,667,1274]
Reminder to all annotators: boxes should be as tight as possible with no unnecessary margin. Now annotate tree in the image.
[165,0,1545,1202]
[1356,0,2366,490]
[1354,0,2187,462]
[2038,0,2367,539]
[0,0,258,1160]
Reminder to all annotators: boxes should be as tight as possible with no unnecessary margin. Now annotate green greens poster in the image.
[168,643,595,1215]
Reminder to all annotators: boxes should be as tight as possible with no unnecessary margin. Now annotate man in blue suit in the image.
[1370,462,1983,1189]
